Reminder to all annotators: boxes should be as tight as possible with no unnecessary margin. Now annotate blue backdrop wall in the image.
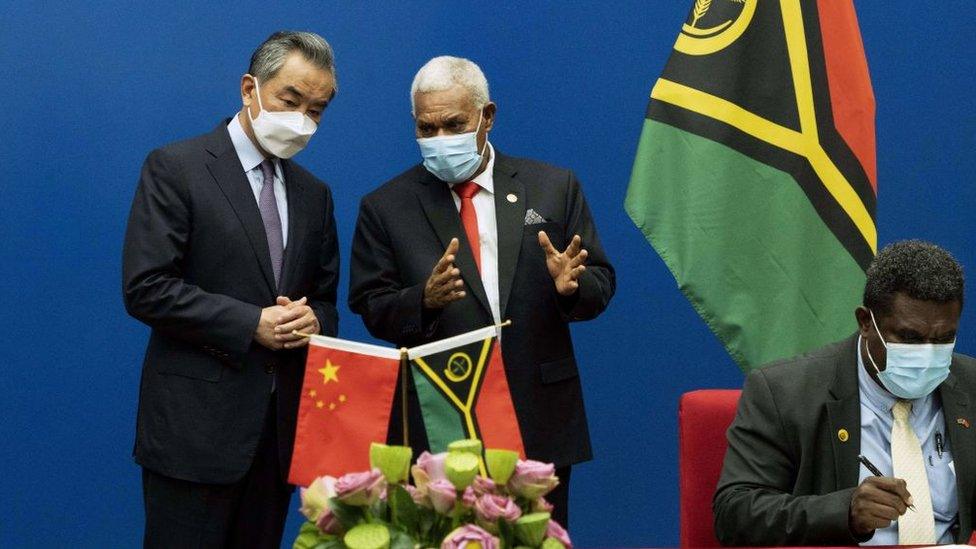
[1,1,973,546]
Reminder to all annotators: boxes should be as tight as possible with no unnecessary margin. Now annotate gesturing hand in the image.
[424,238,466,309]
[538,232,587,296]
[849,476,912,537]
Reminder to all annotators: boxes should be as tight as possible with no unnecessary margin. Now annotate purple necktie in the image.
[258,160,283,287]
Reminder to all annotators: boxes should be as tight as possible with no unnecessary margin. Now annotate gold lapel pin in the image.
[958,418,971,429]
[506,193,518,203]
[838,429,849,442]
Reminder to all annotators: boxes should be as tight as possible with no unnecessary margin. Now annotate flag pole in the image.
[399,347,409,447]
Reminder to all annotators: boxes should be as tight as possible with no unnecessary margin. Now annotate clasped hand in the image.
[254,296,320,350]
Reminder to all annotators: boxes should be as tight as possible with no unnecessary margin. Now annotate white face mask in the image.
[246,76,317,159]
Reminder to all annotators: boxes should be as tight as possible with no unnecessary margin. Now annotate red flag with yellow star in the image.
[288,336,401,486]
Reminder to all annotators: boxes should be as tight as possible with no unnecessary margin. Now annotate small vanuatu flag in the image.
[408,325,524,458]
[625,0,877,370]
[289,336,401,486]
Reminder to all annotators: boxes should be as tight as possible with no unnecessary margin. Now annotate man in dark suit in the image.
[348,56,615,528]
[123,31,339,548]
[714,240,975,546]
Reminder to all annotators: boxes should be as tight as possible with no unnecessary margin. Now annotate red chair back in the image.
[678,389,741,548]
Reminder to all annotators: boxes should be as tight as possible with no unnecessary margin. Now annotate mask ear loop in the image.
[864,309,887,375]
[246,75,264,121]
[474,109,488,156]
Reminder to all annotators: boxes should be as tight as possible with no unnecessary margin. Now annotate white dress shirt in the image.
[855,336,958,545]
[450,142,500,324]
[227,115,288,247]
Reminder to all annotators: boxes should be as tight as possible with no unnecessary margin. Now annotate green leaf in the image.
[498,518,516,549]
[388,484,420,532]
[417,506,438,543]
[328,496,366,531]
[387,528,416,549]
[294,521,336,549]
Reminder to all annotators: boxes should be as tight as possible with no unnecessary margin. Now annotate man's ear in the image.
[241,74,256,107]
[482,102,497,132]
[854,306,872,338]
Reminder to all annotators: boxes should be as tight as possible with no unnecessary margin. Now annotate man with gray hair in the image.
[349,56,616,527]
[714,240,976,545]
[123,31,340,547]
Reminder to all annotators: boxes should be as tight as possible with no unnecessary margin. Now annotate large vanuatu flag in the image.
[289,336,401,486]
[625,0,877,370]
[408,325,525,457]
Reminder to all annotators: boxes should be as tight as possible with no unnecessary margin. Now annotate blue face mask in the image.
[864,309,954,400]
[416,111,487,183]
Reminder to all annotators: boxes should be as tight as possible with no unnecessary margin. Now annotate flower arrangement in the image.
[294,439,571,549]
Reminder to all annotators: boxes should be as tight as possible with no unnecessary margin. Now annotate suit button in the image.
[265,362,277,374]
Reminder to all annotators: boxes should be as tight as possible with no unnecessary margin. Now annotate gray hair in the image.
[864,240,965,314]
[248,31,337,92]
[410,56,489,115]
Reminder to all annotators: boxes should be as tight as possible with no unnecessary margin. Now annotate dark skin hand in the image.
[849,474,913,536]
[424,238,466,309]
[538,232,587,296]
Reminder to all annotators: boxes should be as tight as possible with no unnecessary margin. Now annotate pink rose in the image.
[475,494,522,524]
[547,520,573,549]
[427,478,458,514]
[405,484,431,508]
[461,486,478,508]
[532,497,554,513]
[508,460,559,499]
[299,476,343,535]
[441,524,499,549]
[411,451,448,491]
[335,468,386,506]
[471,476,497,496]
[316,510,343,535]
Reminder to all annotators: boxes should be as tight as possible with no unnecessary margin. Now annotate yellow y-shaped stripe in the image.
[651,0,877,253]
[412,338,493,475]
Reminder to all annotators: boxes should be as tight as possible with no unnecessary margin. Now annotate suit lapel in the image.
[493,154,525,319]
[416,169,491,316]
[826,336,863,491]
[279,160,307,294]
[204,123,276,299]
[940,365,974,539]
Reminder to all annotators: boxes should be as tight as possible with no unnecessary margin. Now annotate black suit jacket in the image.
[122,121,339,484]
[714,335,976,546]
[348,153,614,467]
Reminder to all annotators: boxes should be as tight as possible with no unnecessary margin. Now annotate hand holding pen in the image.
[848,454,916,537]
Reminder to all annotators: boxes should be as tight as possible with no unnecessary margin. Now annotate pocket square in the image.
[524,208,547,226]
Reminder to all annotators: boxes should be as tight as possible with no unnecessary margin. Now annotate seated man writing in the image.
[714,240,974,545]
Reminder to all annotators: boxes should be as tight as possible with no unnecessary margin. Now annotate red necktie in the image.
[452,181,481,272]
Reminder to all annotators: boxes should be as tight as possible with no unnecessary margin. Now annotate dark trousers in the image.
[142,396,292,549]
[548,466,572,529]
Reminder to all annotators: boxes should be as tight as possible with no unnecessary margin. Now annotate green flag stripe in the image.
[410,368,465,451]
[625,120,865,370]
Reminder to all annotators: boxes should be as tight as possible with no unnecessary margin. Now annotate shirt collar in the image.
[227,114,273,173]
[469,142,495,194]
[857,335,932,415]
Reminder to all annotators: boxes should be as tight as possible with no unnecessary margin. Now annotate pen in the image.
[857,454,916,512]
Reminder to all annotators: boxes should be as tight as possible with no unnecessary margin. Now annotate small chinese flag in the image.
[288,336,401,486]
